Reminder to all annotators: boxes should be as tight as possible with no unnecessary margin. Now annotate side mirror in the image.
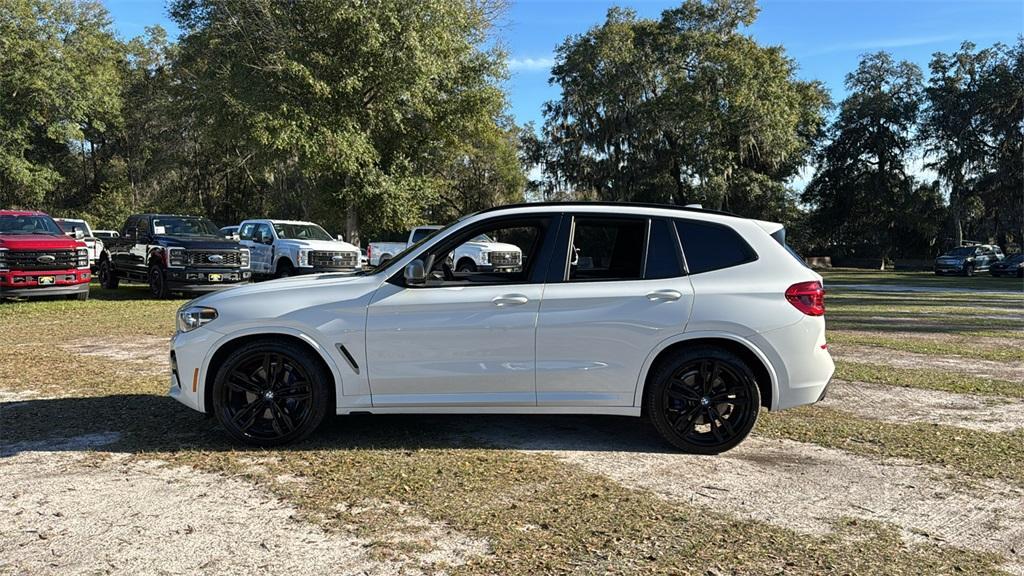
[404,259,426,285]
[73,228,85,239]
[336,234,345,242]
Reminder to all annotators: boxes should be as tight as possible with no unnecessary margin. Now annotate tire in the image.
[275,260,294,278]
[68,291,89,302]
[646,346,761,455]
[456,259,477,273]
[148,263,170,299]
[964,264,975,277]
[98,259,119,289]
[212,339,330,446]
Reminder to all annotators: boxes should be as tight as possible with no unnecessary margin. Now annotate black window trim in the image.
[388,213,561,289]
[647,216,688,279]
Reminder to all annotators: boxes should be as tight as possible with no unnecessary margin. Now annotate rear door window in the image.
[569,217,647,281]
[675,220,757,274]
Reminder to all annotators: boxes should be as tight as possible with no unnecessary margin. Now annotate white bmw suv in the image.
[170,203,833,454]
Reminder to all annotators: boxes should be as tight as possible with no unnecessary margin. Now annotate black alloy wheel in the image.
[148,263,169,299]
[648,347,760,454]
[99,259,119,289]
[212,340,329,446]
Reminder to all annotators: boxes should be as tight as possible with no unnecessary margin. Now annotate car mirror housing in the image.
[73,228,85,239]
[404,259,426,285]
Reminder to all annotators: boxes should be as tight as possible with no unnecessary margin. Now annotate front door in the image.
[364,215,557,407]
[535,216,694,406]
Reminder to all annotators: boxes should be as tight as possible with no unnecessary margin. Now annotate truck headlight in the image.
[297,249,311,267]
[239,248,250,269]
[177,306,218,333]
[167,247,186,268]
[76,248,89,269]
[480,251,489,264]
[0,248,7,272]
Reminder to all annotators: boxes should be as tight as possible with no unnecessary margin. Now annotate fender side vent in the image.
[336,343,360,375]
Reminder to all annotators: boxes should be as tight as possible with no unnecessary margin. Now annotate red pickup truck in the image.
[0,210,92,301]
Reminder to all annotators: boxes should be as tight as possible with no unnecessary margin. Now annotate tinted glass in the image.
[0,215,63,235]
[570,218,646,281]
[411,228,438,243]
[645,219,682,279]
[151,216,220,237]
[675,220,756,274]
[238,223,256,241]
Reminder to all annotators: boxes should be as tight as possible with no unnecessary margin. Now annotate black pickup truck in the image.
[97,214,252,298]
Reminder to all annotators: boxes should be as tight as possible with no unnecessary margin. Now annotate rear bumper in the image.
[750,316,835,411]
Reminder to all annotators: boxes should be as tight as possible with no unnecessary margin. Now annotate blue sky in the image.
[106,0,1021,129]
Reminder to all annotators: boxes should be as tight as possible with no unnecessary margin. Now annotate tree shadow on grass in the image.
[0,394,673,458]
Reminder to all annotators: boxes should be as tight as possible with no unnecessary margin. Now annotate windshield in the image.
[0,215,63,235]
[945,247,977,257]
[55,219,92,237]
[151,216,220,237]
[272,222,332,241]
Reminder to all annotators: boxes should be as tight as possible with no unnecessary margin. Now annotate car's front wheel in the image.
[964,264,975,277]
[148,263,170,299]
[212,340,330,446]
[647,347,761,455]
[98,259,119,289]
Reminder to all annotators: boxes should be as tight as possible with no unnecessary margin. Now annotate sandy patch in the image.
[60,335,171,374]
[831,343,1024,382]
[456,416,1024,572]
[0,389,39,404]
[821,380,1024,433]
[0,452,489,576]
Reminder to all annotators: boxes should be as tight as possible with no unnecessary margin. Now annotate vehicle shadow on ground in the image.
[0,394,674,457]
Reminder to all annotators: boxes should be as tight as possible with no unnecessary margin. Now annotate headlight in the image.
[481,251,490,264]
[0,248,7,272]
[297,249,311,267]
[76,248,89,269]
[239,248,250,269]
[177,306,218,333]
[167,247,186,268]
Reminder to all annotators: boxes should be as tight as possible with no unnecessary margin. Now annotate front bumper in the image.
[169,327,223,413]
[934,262,966,274]
[164,268,252,292]
[0,269,91,298]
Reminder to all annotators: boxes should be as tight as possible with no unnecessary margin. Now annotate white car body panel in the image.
[170,204,834,430]
[238,219,361,275]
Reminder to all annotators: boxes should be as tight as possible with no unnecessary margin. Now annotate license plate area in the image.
[208,273,222,282]
[37,276,55,285]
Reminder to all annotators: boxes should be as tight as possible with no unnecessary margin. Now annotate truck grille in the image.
[185,250,241,267]
[310,250,359,269]
[4,250,78,271]
[489,251,521,268]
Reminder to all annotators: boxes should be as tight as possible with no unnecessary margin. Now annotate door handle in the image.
[646,289,683,302]
[492,294,529,307]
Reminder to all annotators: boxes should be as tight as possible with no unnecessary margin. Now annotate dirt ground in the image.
[2,276,1023,574]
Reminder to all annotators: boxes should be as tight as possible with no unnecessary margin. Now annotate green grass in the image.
[822,268,1024,292]
[835,360,1024,398]
[759,407,1024,486]
[827,331,1022,362]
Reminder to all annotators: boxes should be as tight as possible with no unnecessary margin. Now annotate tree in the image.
[0,0,124,208]
[167,0,521,242]
[535,0,828,217]
[802,52,924,266]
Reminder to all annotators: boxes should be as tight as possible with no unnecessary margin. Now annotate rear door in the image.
[535,215,694,406]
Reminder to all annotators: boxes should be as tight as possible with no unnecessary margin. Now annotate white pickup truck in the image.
[368,225,523,273]
[238,219,362,278]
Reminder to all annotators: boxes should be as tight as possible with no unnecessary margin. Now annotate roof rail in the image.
[474,201,741,218]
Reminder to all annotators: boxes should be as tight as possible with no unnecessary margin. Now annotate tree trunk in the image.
[345,208,360,247]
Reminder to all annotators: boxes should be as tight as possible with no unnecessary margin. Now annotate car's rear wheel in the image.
[647,347,760,455]
[212,340,330,446]
[148,263,169,299]
[98,259,119,289]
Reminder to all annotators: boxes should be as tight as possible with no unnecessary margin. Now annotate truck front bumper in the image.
[164,268,252,293]
[0,270,91,298]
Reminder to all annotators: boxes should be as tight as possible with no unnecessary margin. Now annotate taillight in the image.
[786,281,825,316]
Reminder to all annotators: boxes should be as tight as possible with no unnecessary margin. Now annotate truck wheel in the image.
[456,259,477,273]
[212,339,330,446]
[148,263,170,299]
[98,260,119,289]
[67,291,89,302]
[646,346,760,455]
[275,260,294,278]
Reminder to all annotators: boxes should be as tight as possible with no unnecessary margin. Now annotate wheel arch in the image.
[201,329,340,415]
[635,332,777,415]
[455,256,477,269]
[274,256,294,271]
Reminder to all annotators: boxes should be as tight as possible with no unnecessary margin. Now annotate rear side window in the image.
[569,217,646,281]
[645,218,683,279]
[675,220,756,274]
